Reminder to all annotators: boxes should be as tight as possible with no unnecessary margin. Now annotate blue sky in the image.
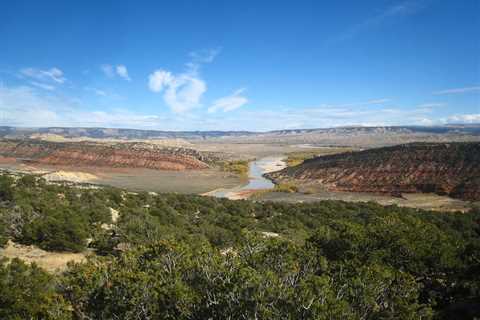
[0,0,478,131]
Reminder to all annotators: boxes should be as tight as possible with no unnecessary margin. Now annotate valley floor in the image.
[0,141,476,212]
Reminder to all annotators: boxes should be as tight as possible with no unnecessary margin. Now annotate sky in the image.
[0,0,479,131]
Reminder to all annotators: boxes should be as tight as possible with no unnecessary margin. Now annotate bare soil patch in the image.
[0,241,88,273]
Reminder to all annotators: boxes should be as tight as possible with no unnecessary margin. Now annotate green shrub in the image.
[273,182,298,193]
[0,258,71,319]
[21,211,88,252]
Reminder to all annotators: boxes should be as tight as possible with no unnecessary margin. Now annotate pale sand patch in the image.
[0,240,87,273]
[110,207,119,222]
[101,207,120,230]
[255,156,287,173]
[42,170,99,183]
[261,231,280,238]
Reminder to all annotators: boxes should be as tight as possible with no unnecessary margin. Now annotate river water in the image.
[208,155,286,199]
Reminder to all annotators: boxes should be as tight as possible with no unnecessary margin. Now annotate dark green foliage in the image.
[0,175,14,201]
[0,219,7,247]
[0,174,117,252]
[21,211,89,252]
[59,239,432,319]
[0,172,478,318]
[0,258,71,320]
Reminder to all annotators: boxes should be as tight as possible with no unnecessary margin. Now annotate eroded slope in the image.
[0,139,216,170]
[267,142,480,201]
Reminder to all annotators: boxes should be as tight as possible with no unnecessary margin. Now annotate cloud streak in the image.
[20,67,66,84]
[433,86,480,95]
[446,114,480,123]
[208,89,248,113]
[330,1,428,43]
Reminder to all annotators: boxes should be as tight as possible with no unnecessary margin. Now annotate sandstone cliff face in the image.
[267,143,480,201]
[0,140,215,171]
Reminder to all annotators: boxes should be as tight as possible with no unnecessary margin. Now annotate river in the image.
[207,155,286,199]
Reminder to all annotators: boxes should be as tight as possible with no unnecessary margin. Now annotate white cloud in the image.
[208,89,248,113]
[20,67,66,90]
[148,69,207,113]
[0,84,160,128]
[30,81,56,91]
[21,67,66,84]
[337,98,391,108]
[417,103,446,108]
[1,82,478,131]
[330,1,428,43]
[102,64,132,81]
[163,74,206,113]
[446,114,480,123]
[189,48,221,64]
[116,65,131,81]
[148,70,174,92]
[433,86,480,95]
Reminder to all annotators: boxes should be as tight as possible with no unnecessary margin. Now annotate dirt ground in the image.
[192,142,342,159]
[0,162,242,194]
[0,240,88,273]
[254,189,473,212]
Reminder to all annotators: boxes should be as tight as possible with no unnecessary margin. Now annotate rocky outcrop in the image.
[0,140,217,171]
[266,143,480,201]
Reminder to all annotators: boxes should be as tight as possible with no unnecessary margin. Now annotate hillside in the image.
[267,142,480,201]
[0,139,218,171]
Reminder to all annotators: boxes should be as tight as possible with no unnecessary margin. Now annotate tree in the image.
[0,258,71,319]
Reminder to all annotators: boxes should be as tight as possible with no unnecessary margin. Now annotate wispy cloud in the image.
[184,48,221,74]
[433,86,480,95]
[101,64,115,78]
[84,87,107,97]
[330,1,428,43]
[189,48,221,64]
[446,114,480,123]
[116,65,131,81]
[101,64,131,81]
[417,102,446,108]
[20,67,66,84]
[0,84,160,128]
[337,98,391,108]
[30,81,56,91]
[208,89,248,113]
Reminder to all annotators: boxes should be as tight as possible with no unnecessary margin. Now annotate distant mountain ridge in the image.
[266,142,480,201]
[0,124,479,141]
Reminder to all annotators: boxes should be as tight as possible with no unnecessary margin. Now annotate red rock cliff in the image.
[0,140,213,171]
[267,143,480,201]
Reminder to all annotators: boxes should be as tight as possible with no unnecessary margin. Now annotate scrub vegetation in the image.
[0,172,479,319]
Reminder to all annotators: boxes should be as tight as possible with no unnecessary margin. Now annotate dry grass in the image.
[0,240,88,273]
